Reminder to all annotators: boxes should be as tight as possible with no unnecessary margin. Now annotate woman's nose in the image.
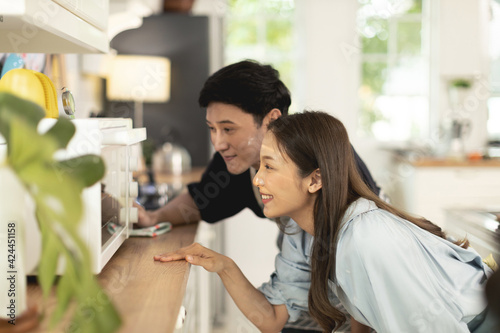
[253,173,264,187]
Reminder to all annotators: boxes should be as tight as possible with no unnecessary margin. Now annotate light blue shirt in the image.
[258,217,350,331]
[259,198,492,332]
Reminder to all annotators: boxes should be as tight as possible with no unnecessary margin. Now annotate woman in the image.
[155,111,495,332]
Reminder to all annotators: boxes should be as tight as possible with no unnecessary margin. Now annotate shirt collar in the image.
[340,197,379,229]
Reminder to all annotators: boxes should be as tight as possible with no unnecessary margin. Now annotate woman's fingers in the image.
[154,243,227,272]
[154,243,204,262]
[154,252,186,262]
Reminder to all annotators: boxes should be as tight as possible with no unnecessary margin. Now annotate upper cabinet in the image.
[0,0,109,53]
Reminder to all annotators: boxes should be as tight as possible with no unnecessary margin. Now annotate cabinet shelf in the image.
[0,0,109,53]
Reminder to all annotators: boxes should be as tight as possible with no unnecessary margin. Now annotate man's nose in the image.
[212,132,229,151]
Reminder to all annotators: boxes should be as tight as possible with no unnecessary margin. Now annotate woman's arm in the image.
[155,243,289,333]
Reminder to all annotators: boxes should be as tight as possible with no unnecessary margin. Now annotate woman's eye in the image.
[224,128,233,133]
[208,126,215,132]
[265,164,272,170]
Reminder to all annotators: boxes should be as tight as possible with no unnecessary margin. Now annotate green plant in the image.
[0,92,121,332]
[450,78,472,89]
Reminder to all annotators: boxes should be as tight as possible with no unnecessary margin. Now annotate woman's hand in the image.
[156,243,289,332]
[154,243,231,273]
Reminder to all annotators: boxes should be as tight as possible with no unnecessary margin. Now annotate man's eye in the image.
[224,128,234,133]
[208,126,215,132]
[265,164,272,170]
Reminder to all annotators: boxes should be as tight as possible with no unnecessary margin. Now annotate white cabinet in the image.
[391,161,500,231]
[175,222,224,333]
[0,0,109,53]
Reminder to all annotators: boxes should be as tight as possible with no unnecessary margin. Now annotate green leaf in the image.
[55,155,106,188]
[76,297,122,333]
[0,92,45,143]
[7,117,56,170]
[0,91,121,332]
[50,265,74,326]
[20,164,84,226]
[43,117,76,149]
[37,221,60,299]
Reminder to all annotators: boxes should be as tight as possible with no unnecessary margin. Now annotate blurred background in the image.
[2,0,498,331]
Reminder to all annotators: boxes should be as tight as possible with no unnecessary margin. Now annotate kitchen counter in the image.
[27,222,199,333]
[410,158,500,167]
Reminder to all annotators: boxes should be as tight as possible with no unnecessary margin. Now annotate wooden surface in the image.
[27,223,199,333]
[410,158,500,167]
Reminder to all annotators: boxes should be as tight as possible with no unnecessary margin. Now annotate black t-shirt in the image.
[188,147,380,223]
[187,153,265,222]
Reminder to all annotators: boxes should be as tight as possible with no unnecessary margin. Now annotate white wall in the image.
[294,0,493,198]
[295,0,395,191]
[296,0,360,134]
[438,0,491,153]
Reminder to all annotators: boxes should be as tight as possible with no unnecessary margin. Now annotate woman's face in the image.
[253,132,318,234]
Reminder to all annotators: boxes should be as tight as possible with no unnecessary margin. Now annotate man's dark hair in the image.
[198,60,291,125]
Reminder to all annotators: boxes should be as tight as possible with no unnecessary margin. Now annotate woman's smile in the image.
[260,192,274,204]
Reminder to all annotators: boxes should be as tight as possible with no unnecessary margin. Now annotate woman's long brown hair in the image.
[267,111,467,333]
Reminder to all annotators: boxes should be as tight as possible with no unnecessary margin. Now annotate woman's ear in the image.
[308,169,322,193]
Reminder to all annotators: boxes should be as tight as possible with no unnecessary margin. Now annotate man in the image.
[138,60,380,332]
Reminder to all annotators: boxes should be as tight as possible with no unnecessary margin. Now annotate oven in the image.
[24,118,146,274]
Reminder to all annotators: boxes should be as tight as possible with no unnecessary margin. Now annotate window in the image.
[488,0,500,141]
[224,0,297,103]
[357,0,430,141]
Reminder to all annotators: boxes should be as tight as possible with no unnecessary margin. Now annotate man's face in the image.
[206,102,268,175]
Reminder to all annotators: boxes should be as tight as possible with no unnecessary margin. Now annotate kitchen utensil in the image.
[21,54,46,72]
[108,222,172,237]
[0,53,24,78]
[152,142,192,175]
[62,87,76,119]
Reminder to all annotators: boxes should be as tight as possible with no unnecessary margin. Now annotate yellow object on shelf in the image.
[0,69,59,118]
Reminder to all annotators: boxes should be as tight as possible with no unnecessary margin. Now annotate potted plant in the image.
[0,92,121,332]
[448,77,472,110]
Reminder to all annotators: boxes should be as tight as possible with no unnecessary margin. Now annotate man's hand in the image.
[134,202,157,228]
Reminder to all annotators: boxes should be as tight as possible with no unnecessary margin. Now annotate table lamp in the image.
[106,55,171,128]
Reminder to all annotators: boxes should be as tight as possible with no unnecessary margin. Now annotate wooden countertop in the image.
[409,158,500,167]
[27,222,199,333]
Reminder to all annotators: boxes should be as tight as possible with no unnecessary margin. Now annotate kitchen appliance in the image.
[446,208,500,264]
[449,118,470,156]
[21,118,146,274]
[152,142,192,176]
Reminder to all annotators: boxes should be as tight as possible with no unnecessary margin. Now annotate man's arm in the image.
[136,192,201,227]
